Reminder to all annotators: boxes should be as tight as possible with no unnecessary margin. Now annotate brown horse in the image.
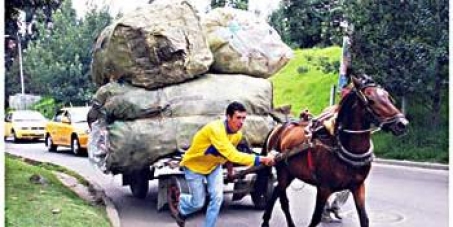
[260,74,408,227]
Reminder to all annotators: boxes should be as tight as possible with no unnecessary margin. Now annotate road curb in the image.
[374,158,449,171]
[88,181,121,227]
[7,154,121,227]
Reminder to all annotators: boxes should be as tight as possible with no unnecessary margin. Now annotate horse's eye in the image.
[389,96,396,104]
[368,99,375,105]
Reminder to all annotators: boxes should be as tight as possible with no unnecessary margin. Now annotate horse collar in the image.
[335,138,375,167]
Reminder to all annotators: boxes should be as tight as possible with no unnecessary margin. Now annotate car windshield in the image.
[68,108,89,123]
[13,111,46,122]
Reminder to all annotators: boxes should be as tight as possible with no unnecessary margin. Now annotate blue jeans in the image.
[178,165,224,227]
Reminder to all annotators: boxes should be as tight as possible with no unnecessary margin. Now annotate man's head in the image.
[226,101,247,133]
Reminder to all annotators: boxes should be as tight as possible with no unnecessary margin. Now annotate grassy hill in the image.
[271,46,341,115]
[270,47,448,164]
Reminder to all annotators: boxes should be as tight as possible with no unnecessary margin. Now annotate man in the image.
[321,190,350,222]
[170,101,275,227]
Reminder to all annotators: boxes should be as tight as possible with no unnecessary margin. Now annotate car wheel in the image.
[12,130,20,143]
[71,137,82,156]
[46,135,58,152]
[128,168,151,199]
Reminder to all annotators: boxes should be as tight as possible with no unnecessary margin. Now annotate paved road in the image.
[5,141,448,227]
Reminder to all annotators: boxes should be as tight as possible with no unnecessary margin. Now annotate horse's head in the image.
[350,74,409,136]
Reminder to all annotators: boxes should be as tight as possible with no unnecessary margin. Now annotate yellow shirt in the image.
[180,120,259,174]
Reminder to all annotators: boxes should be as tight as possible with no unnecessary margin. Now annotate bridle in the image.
[337,82,404,135]
[333,81,393,167]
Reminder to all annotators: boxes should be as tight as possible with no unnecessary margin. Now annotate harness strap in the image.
[307,148,313,172]
[229,142,314,180]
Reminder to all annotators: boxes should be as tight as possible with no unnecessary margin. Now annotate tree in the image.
[269,3,292,45]
[6,0,112,106]
[343,0,448,127]
[5,0,62,69]
[210,0,248,10]
[269,0,344,48]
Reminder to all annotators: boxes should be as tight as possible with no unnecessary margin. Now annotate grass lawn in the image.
[5,156,111,227]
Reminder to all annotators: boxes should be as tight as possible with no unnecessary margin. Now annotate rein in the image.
[339,126,381,134]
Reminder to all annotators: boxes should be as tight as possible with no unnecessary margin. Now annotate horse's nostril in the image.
[396,119,408,131]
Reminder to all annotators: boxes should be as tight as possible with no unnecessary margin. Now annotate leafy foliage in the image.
[31,97,60,119]
[210,0,248,10]
[270,0,344,48]
[344,0,448,127]
[6,0,113,106]
[5,0,62,69]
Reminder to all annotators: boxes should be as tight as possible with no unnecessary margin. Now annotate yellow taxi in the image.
[4,110,48,142]
[45,107,90,155]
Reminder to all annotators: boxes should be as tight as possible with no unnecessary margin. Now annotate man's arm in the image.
[209,127,274,166]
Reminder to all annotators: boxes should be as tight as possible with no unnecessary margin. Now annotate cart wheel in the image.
[129,168,150,199]
[167,176,189,213]
[251,172,274,210]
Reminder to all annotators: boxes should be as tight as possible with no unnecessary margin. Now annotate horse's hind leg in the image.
[261,182,281,227]
[351,184,369,227]
[261,168,294,227]
[279,177,296,227]
[308,187,331,227]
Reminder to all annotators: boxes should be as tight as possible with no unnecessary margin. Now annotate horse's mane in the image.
[334,87,360,133]
[334,75,376,133]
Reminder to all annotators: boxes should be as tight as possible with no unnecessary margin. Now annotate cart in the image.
[121,149,276,211]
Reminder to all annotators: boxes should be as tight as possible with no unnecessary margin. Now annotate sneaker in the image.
[321,209,342,223]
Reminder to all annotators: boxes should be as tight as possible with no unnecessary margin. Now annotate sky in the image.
[72,0,281,19]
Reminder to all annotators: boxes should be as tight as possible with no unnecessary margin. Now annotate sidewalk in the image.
[374,158,449,171]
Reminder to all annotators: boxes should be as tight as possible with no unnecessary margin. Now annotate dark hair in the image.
[226,101,246,117]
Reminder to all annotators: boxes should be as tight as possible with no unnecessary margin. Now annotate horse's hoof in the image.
[261,223,269,227]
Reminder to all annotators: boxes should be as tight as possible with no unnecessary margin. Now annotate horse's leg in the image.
[261,167,292,227]
[279,176,296,227]
[351,183,369,227]
[308,187,331,227]
[261,181,282,227]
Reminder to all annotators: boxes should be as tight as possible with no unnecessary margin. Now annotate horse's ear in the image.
[351,75,362,89]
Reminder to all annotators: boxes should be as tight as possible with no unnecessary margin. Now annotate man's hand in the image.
[260,154,276,166]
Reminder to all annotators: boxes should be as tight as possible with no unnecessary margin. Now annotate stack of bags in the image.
[88,0,293,175]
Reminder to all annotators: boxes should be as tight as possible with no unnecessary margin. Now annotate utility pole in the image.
[17,32,25,95]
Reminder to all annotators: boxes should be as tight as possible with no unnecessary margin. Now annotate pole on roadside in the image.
[330,84,336,106]
[17,32,25,95]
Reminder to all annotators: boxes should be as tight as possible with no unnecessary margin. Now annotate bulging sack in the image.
[92,74,273,121]
[202,7,293,78]
[89,114,274,174]
[91,0,213,89]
